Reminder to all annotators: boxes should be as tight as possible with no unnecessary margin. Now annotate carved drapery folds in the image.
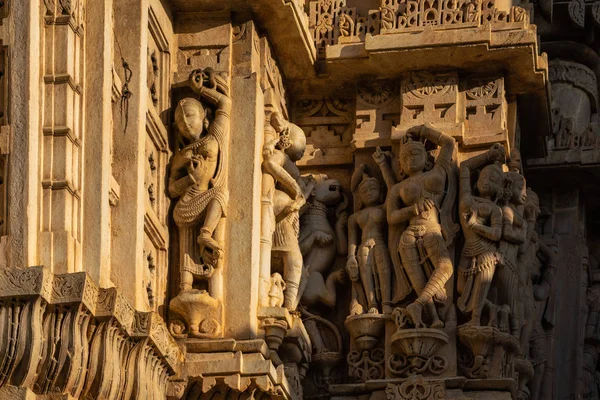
[0,267,182,399]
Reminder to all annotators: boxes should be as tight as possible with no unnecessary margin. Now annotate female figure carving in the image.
[495,168,528,335]
[456,144,506,326]
[386,123,458,328]
[346,164,392,315]
[169,68,230,294]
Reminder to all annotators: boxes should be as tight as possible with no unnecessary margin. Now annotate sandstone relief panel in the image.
[168,68,230,339]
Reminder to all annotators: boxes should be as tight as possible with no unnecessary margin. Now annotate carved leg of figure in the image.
[357,245,378,313]
[520,293,536,356]
[467,265,496,327]
[528,327,546,400]
[179,226,195,292]
[350,282,366,315]
[374,245,392,314]
[304,319,325,354]
[400,237,428,328]
[197,200,224,262]
[420,232,453,304]
[282,247,303,312]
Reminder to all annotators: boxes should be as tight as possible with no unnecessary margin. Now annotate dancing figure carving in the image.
[385,123,458,328]
[169,68,230,293]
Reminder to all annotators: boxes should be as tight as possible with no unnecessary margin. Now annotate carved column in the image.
[8,0,42,269]
[110,0,151,308]
[82,0,113,286]
[40,0,85,274]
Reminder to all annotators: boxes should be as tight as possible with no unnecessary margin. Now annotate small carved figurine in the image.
[269,273,286,307]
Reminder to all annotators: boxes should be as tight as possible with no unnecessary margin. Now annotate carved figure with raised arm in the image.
[169,68,230,294]
[456,144,506,326]
[385,123,458,328]
[346,164,392,315]
[262,112,312,311]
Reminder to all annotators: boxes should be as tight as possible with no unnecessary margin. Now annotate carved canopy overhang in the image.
[170,339,295,400]
[167,0,317,81]
[295,0,553,147]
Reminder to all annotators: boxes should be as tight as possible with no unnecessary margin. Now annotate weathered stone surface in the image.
[0,0,597,399]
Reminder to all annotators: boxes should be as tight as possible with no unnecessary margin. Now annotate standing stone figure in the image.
[456,144,506,326]
[262,112,311,311]
[169,68,230,294]
[346,164,393,315]
[386,123,457,328]
[496,168,528,335]
[518,188,557,400]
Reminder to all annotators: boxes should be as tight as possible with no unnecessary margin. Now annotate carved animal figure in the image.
[300,174,348,310]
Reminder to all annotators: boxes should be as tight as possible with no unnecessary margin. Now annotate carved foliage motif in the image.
[385,376,446,400]
[358,80,400,107]
[347,348,385,381]
[388,354,448,377]
[405,71,455,99]
[568,0,586,27]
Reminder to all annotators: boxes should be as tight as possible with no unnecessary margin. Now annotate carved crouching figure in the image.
[262,112,311,311]
[456,144,506,326]
[346,165,393,315]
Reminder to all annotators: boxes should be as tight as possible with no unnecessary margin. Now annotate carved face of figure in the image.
[400,142,427,175]
[507,172,527,205]
[313,178,343,205]
[175,98,207,142]
[508,149,522,172]
[271,112,287,133]
[286,128,306,162]
[477,164,503,198]
[524,188,540,221]
[358,177,381,207]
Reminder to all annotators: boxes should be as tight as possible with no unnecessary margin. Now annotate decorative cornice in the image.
[0,267,183,396]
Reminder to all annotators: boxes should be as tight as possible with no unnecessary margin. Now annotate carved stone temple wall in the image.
[0,0,598,399]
